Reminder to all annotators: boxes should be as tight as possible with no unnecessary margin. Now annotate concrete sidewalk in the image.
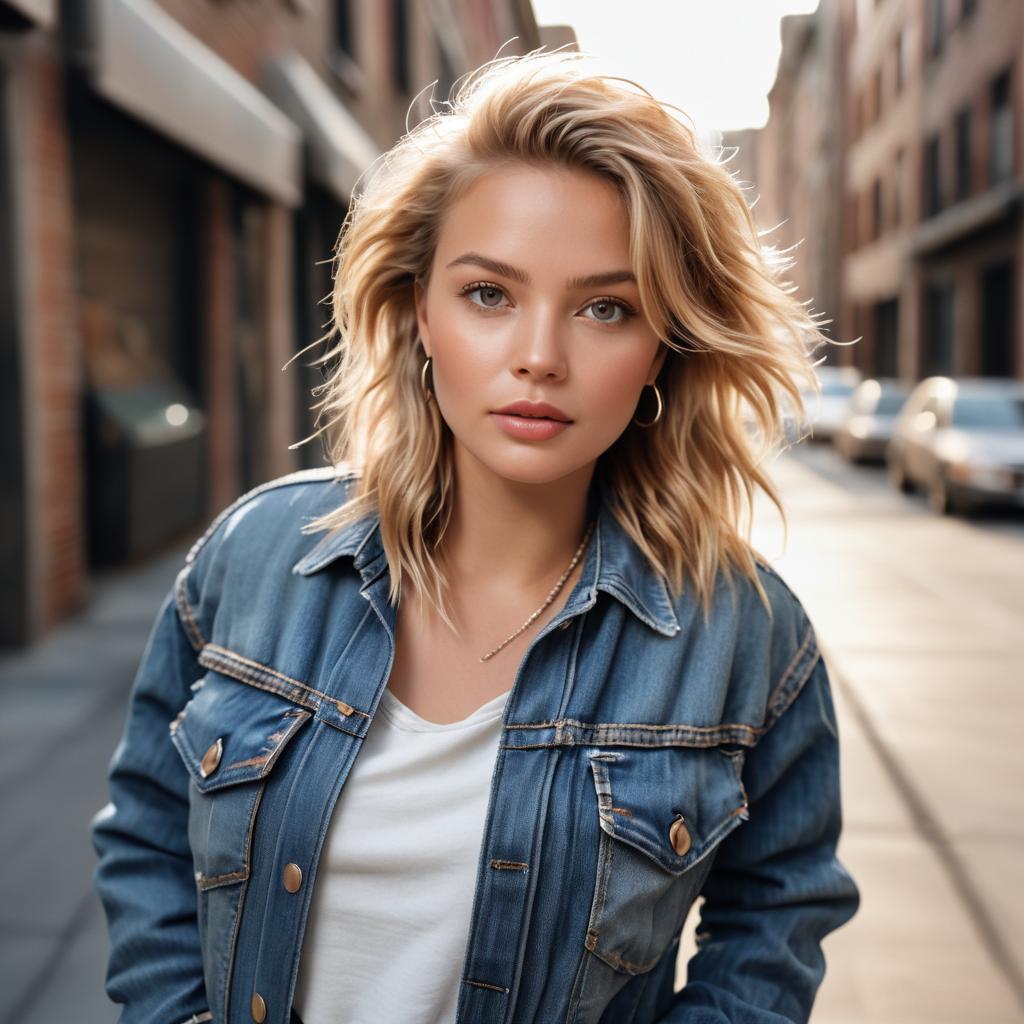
[743,449,1024,1024]
[0,542,190,1024]
[2,450,1022,1023]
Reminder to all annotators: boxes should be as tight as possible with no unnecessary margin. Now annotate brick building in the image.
[842,0,1023,382]
[738,3,846,357]
[0,0,541,647]
[735,0,1022,386]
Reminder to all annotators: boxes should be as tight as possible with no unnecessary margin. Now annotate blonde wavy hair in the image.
[291,47,830,630]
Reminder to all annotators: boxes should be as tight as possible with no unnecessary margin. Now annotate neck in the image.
[439,445,596,595]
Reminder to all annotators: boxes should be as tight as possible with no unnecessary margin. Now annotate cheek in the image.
[428,319,501,408]
[587,353,656,417]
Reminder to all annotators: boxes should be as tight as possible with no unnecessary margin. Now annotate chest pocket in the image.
[581,744,749,978]
[169,668,311,889]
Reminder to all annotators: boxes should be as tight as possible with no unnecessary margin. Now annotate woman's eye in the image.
[462,284,508,309]
[582,299,633,324]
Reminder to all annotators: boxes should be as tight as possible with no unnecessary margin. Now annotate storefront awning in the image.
[263,53,380,203]
[67,0,302,207]
[2,0,55,25]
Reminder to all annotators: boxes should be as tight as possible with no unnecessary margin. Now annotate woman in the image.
[92,49,860,1024]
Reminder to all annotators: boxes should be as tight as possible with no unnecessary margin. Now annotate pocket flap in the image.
[591,745,749,876]
[170,670,311,794]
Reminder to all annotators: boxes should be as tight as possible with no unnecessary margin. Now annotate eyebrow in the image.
[444,252,636,290]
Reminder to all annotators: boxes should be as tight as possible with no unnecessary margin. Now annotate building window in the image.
[390,0,410,93]
[893,148,904,226]
[893,32,904,95]
[990,69,1013,185]
[927,0,946,59]
[873,67,883,123]
[872,177,883,239]
[900,27,912,91]
[954,106,972,201]
[961,0,977,22]
[924,133,943,217]
[335,0,355,59]
[435,37,456,106]
[845,192,859,252]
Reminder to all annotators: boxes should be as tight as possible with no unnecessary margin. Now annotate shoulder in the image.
[708,554,821,735]
[751,554,814,639]
[173,466,359,640]
[185,464,358,568]
[753,558,821,730]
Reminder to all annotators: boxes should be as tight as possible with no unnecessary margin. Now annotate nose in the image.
[510,310,568,382]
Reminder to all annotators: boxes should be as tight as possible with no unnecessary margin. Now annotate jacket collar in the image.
[291,487,680,638]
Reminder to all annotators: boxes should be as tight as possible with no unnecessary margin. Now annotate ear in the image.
[647,342,669,385]
[414,277,432,358]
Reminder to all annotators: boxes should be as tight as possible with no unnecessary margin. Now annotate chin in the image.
[497,466,576,486]
[471,445,598,487]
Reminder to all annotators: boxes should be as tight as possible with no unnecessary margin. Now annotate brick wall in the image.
[23,33,84,626]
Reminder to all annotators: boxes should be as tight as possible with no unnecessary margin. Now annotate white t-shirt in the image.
[292,682,511,1024]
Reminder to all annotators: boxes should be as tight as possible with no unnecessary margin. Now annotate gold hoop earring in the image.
[632,382,663,428]
[421,356,434,402]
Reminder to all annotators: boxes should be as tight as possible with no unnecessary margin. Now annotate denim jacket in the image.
[91,466,860,1024]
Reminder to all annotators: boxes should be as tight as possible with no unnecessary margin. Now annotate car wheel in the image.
[928,472,957,516]
[887,455,912,493]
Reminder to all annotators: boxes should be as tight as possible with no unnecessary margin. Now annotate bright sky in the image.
[529,0,821,139]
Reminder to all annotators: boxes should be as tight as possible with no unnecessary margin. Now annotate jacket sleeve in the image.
[656,651,861,1023]
[89,575,212,1024]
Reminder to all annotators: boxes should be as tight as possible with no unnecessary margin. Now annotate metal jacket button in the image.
[199,738,223,778]
[251,991,267,1022]
[669,814,692,856]
[283,863,303,893]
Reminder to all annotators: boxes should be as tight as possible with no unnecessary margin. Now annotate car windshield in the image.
[951,395,1024,429]
[873,393,907,415]
[853,388,906,414]
[820,382,856,398]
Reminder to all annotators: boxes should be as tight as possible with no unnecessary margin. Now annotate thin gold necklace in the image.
[479,519,596,662]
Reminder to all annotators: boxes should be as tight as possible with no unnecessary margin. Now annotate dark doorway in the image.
[923,280,955,376]
[874,297,900,377]
[68,88,206,567]
[980,260,1015,377]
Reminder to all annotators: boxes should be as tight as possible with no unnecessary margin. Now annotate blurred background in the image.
[0,0,1021,1020]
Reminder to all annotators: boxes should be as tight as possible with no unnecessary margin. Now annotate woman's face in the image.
[415,162,668,486]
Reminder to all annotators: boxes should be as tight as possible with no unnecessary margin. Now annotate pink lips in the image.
[492,400,573,422]
[490,400,574,442]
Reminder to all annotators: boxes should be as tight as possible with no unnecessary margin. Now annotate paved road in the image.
[2,445,1022,1023]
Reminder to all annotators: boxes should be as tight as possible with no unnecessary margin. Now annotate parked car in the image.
[833,378,909,463]
[886,376,1024,515]
[784,364,862,443]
